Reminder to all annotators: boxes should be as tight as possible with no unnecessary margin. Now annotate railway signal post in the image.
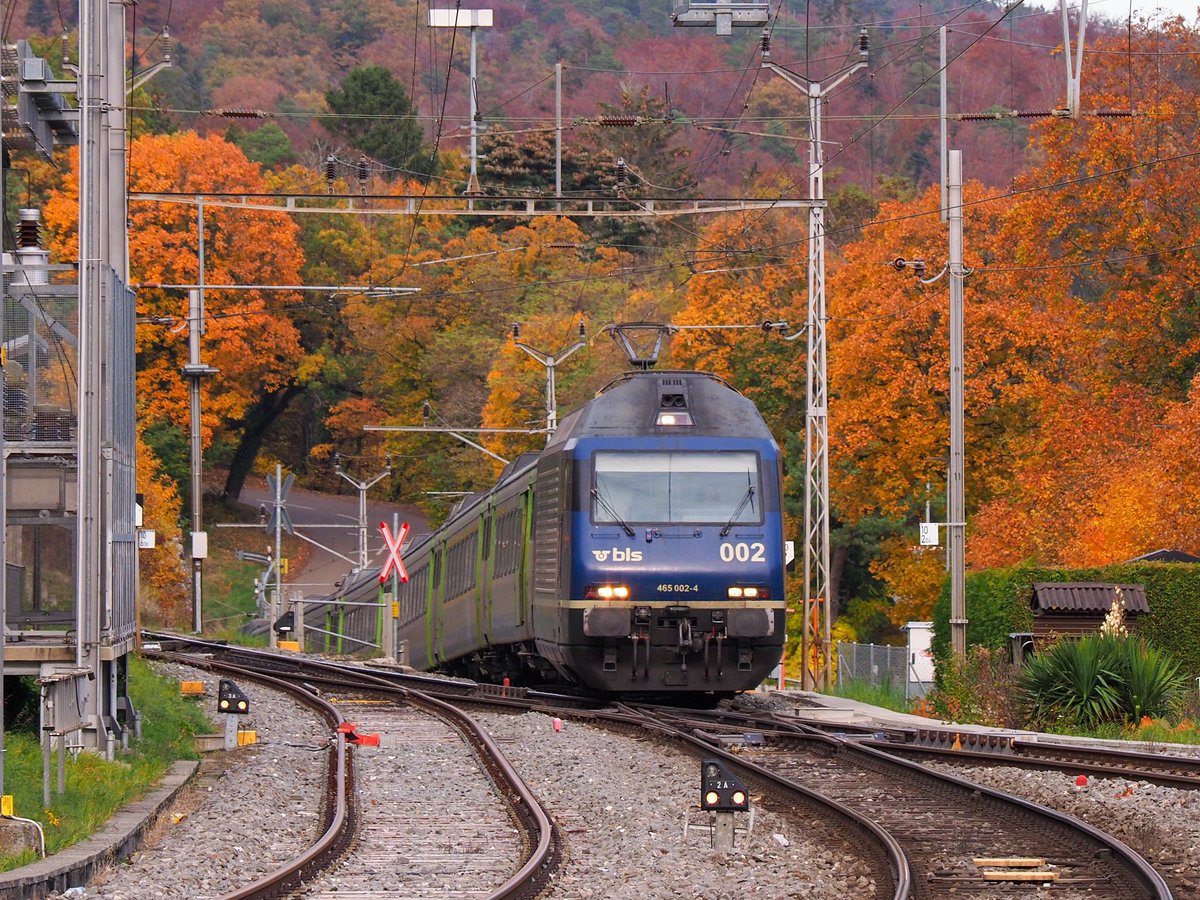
[218,679,251,750]
[699,759,750,851]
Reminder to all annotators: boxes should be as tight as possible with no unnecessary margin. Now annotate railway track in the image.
[292,698,530,898]
[147,647,560,900]
[776,712,1200,787]
[142,637,1179,898]
[617,703,1175,898]
[150,638,909,898]
[716,729,1171,898]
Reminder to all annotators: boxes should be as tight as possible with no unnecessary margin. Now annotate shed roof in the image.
[1031,582,1148,614]
[1125,548,1200,563]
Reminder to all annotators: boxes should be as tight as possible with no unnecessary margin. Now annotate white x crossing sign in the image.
[380,521,411,584]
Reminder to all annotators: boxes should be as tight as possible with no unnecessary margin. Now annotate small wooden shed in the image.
[1029,582,1147,642]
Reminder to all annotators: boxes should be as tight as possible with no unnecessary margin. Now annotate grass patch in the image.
[0,656,214,872]
[826,677,911,713]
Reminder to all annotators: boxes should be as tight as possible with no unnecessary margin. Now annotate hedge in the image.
[930,562,1200,682]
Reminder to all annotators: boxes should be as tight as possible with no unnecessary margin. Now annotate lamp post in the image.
[429,8,494,195]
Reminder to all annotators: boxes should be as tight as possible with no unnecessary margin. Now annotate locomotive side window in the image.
[592,451,761,525]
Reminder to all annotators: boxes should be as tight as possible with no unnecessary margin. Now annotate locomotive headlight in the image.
[655,411,694,426]
[728,586,767,599]
[590,584,631,600]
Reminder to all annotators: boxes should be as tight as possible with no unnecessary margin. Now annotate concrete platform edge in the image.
[0,760,200,900]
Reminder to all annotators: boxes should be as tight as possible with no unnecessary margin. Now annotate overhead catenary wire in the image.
[114,1,1200,309]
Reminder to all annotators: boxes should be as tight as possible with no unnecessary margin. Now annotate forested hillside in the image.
[10,0,1200,639]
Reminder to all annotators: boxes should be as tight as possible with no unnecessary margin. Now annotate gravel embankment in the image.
[55,663,330,900]
[478,710,878,899]
[53,665,1198,899]
[50,668,878,899]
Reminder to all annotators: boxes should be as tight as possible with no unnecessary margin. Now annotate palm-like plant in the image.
[1019,633,1186,729]
[1114,638,1184,722]
[1018,634,1120,728]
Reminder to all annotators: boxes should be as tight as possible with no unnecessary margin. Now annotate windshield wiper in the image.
[591,487,635,537]
[720,485,756,537]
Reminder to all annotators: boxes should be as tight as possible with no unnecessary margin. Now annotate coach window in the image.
[592,451,761,525]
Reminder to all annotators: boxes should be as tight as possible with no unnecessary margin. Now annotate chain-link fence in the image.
[836,641,908,689]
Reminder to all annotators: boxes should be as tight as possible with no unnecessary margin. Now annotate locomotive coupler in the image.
[737,644,753,672]
[678,618,692,672]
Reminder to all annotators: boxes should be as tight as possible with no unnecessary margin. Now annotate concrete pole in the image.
[0,113,6,800]
[188,287,203,633]
[555,62,562,199]
[940,26,948,222]
[272,463,283,650]
[948,150,967,659]
[466,26,481,194]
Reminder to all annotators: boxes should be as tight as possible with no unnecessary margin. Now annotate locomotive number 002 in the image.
[719,542,766,563]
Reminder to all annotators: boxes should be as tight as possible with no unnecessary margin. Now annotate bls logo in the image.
[592,548,643,562]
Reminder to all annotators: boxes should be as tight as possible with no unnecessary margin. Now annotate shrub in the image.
[918,645,1021,727]
[1018,634,1184,730]
[1114,638,1184,722]
[1019,634,1120,729]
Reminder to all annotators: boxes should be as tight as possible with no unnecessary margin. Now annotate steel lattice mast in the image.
[762,30,868,690]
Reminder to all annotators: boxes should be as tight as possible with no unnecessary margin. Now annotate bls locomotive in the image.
[377,370,787,696]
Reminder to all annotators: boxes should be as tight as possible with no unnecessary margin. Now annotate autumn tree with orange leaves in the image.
[43,133,310,525]
[329,214,640,498]
[966,19,1200,570]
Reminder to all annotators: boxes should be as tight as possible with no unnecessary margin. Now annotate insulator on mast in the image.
[162,27,173,63]
[356,155,369,192]
[325,155,337,193]
[210,108,270,119]
[760,29,771,59]
[61,31,70,67]
[859,27,869,58]
[615,157,629,195]
[595,115,638,127]
[17,208,41,249]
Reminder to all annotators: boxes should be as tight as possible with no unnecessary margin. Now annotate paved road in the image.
[235,480,430,599]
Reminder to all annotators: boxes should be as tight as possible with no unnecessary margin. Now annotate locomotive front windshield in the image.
[592,451,761,525]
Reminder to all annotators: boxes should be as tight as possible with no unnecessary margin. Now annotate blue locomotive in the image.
[387,370,787,696]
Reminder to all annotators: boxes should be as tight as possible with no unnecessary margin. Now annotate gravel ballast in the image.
[47,665,1200,899]
[478,710,878,899]
[53,663,330,900]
